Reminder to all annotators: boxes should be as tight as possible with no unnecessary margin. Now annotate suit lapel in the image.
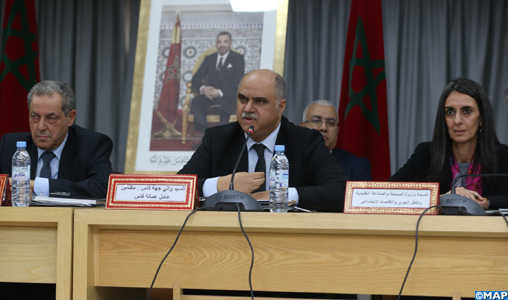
[210,52,219,70]
[238,144,248,172]
[229,125,249,173]
[222,52,234,70]
[59,127,77,180]
[275,117,289,159]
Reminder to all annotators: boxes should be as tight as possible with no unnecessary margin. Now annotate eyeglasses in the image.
[304,118,338,128]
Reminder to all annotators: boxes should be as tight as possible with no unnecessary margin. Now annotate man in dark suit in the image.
[179,69,347,212]
[301,100,372,181]
[191,31,245,134]
[0,80,113,199]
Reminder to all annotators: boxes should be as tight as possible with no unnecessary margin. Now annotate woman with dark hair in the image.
[389,78,508,209]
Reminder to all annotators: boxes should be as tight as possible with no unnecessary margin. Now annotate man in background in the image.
[0,80,113,199]
[191,31,245,135]
[301,100,371,181]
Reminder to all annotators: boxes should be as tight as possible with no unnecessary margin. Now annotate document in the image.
[31,196,105,207]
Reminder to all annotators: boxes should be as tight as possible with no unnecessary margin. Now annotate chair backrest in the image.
[192,46,217,75]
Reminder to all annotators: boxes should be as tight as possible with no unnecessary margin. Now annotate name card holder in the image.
[0,174,8,206]
[106,174,198,210]
[344,181,440,215]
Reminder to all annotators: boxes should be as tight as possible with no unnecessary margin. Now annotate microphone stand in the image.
[451,174,508,193]
[203,126,264,211]
[441,173,508,215]
[229,126,254,190]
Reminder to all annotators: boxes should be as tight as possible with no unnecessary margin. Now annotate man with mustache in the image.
[0,80,113,199]
[191,31,245,136]
[179,69,347,212]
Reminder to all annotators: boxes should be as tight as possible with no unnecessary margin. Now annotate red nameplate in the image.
[106,174,198,210]
[0,174,8,206]
[344,181,440,215]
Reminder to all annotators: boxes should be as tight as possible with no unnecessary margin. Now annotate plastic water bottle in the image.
[269,145,289,213]
[11,141,31,207]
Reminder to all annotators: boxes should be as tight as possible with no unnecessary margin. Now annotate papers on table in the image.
[31,196,105,207]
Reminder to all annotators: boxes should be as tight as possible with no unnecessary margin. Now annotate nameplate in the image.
[106,174,198,210]
[344,181,440,215]
[0,174,7,206]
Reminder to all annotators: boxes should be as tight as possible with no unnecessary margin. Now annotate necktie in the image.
[217,57,224,70]
[253,144,266,193]
[40,151,56,179]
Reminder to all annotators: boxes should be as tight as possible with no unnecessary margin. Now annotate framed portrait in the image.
[125,0,289,174]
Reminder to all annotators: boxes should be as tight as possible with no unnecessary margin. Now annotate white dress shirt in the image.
[202,123,299,202]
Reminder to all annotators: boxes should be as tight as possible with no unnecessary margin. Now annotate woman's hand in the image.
[443,187,489,209]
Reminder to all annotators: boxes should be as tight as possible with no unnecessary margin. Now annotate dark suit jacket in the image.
[178,116,348,212]
[389,142,508,209]
[0,124,113,198]
[332,148,372,181]
[191,50,245,102]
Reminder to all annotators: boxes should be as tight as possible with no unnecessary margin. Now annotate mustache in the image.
[36,131,51,137]
[242,112,258,119]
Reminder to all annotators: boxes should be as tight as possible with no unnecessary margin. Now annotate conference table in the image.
[0,207,73,300]
[72,208,508,300]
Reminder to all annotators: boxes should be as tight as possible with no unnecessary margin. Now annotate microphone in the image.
[230,125,254,190]
[203,125,264,211]
[440,173,508,215]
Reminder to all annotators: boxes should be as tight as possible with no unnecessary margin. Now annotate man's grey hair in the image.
[302,99,337,121]
[27,80,76,115]
[273,73,286,102]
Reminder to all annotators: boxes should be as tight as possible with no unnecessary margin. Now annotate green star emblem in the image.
[345,16,386,134]
[0,0,38,92]
[164,55,180,83]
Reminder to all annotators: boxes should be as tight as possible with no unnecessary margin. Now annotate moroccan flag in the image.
[156,14,181,124]
[0,0,40,137]
[337,0,390,181]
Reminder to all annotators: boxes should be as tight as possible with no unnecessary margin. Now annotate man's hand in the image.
[202,86,214,99]
[8,178,35,198]
[250,191,269,201]
[30,180,35,198]
[202,86,220,100]
[207,87,220,99]
[217,172,265,194]
[442,187,489,209]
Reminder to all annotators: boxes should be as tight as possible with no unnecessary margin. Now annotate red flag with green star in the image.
[337,0,390,181]
[156,14,181,125]
[0,0,40,137]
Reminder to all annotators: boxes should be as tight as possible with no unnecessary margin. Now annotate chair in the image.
[181,47,237,144]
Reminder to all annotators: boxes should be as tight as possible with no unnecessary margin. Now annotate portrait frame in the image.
[125,0,289,174]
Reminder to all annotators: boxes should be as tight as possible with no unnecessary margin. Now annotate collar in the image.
[218,50,230,61]
[37,133,68,160]
[245,122,281,154]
